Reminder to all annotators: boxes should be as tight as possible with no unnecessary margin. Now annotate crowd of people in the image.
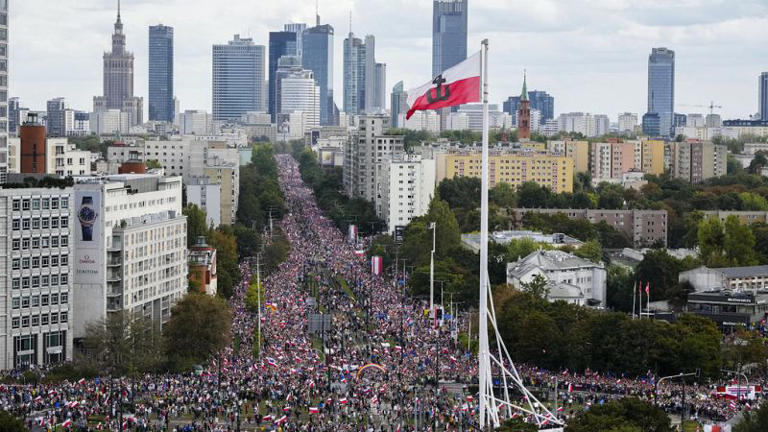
[0,154,762,431]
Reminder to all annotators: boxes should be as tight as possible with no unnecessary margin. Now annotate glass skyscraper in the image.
[212,34,265,121]
[759,72,768,121]
[269,31,297,119]
[0,0,7,182]
[303,23,336,125]
[149,25,174,122]
[647,47,675,137]
[391,81,407,128]
[432,0,468,78]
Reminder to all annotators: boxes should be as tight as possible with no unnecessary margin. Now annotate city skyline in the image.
[8,0,768,120]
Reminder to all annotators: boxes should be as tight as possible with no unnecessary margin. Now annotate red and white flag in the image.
[275,415,288,425]
[61,420,72,428]
[309,407,319,414]
[406,52,481,119]
[340,397,348,405]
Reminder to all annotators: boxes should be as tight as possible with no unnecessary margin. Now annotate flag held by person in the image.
[406,52,481,120]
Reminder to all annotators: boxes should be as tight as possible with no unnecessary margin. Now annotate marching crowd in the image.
[0,154,762,431]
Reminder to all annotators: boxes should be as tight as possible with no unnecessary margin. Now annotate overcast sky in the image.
[9,0,768,121]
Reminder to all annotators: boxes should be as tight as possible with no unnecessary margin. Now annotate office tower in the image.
[274,55,303,118]
[95,1,143,126]
[149,25,174,122]
[503,90,554,126]
[303,19,336,125]
[642,112,660,137]
[374,63,387,112]
[269,31,298,119]
[212,34,266,121]
[284,23,307,57]
[391,81,408,128]
[8,98,21,136]
[279,68,320,132]
[0,188,75,369]
[760,72,768,121]
[517,74,531,140]
[46,98,67,137]
[343,33,366,114]
[432,0,468,78]
[618,112,638,135]
[0,0,8,182]
[646,47,675,137]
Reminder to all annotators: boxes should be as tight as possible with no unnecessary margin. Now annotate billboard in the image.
[371,256,383,275]
[74,190,104,285]
[393,226,405,245]
[348,224,357,243]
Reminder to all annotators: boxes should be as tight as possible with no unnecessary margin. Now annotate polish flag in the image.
[275,415,288,425]
[309,407,319,414]
[262,415,273,422]
[283,406,291,412]
[266,357,278,368]
[77,378,86,385]
[61,420,72,428]
[340,397,348,405]
[406,51,481,120]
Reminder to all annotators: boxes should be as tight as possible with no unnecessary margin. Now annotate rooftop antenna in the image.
[316,0,320,26]
[349,10,352,35]
[117,0,121,23]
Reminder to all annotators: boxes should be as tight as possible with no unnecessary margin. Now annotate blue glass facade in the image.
[642,112,661,137]
[148,25,174,122]
[759,72,768,121]
[302,24,336,125]
[212,35,265,121]
[269,31,297,120]
[432,0,468,78]
[647,47,675,137]
[503,90,554,125]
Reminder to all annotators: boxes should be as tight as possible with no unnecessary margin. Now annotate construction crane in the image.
[680,101,723,116]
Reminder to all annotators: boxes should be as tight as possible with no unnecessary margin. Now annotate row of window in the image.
[12,216,69,231]
[11,273,69,290]
[12,236,69,251]
[12,197,69,211]
[12,255,69,271]
[12,292,69,309]
[12,312,68,329]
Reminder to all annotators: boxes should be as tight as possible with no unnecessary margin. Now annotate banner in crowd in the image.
[348,225,357,243]
[714,385,761,400]
[371,256,383,275]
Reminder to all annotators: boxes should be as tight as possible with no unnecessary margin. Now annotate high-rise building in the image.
[646,47,675,137]
[391,81,408,128]
[268,31,298,119]
[279,68,320,133]
[8,98,22,136]
[517,74,531,140]
[343,33,367,115]
[668,140,727,183]
[212,35,265,121]
[148,25,174,122]
[504,90,554,126]
[760,72,768,121]
[376,154,437,234]
[618,113,638,135]
[432,0,468,78]
[343,115,403,201]
[46,98,67,137]
[283,23,307,57]
[0,187,75,369]
[374,63,387,112]
[303,19,336,125]
[0,0,9,182]
[95,2,143,126]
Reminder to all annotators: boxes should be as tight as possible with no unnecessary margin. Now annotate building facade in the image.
[186,177,221,227]
[376,154,436,233]
[760,72,768,122]
[0,0,9,182]
[279,68,320,133]
[0,188,74,370]
[46,98,67,137]
[667,140,727,183]
[302,21,336,125]
[343,115,404,201]
[148,25,174,123]
[268,31,298,120]
[646,47,675,137]
[432,0,468,78]
[391,81,407,128]
[212,35,265,121]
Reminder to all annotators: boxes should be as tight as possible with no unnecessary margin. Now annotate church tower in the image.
[517,71,531,140]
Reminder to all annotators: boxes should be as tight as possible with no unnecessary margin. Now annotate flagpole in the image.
[478,38,492,430]
[632,281,636,320]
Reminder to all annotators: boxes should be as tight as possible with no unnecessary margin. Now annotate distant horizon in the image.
[9,0,768,121]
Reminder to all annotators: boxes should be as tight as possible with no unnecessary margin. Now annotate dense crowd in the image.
[0,154,761,431]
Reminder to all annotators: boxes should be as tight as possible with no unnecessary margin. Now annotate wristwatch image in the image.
[77,196,97,241]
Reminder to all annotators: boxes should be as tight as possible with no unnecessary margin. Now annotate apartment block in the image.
[343,115,404,202]
[667,140,727,183]
[547,140,589,173]
[376,154,436,233]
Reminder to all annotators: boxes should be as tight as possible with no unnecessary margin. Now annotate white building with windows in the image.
[7,137,92,177]
[0,188,74,370]
[280,70,320,133]
[507,249,607,307]
[72,174,187,340]
[179,110,212,135]
[186,177,221,227]
[376,154,436,233]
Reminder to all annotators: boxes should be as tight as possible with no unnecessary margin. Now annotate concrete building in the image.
[507,249,607,307]
[547,140,589,173]
[512,208,668,247]
[94,2,143,127]
[72,174,186,339]
[202,163,238,226]
[0,188,74,369]
[343,115,404,201]
[188,236,217,296]
[462,230,583,253]
[344,33,384,114]
[186,177,221,227]
[591,141,635,180]
[376,154,436,233]
[557,112,610,138]
[668,140,727,183]
[680,265,768,293]
[212,35,265,121]
[436,150,573,193]
[46,98,67,137]
[633,139,665,175]
[618,113,638,135]
[280,68,320,133]
[504,90,554,126]
[90,109,130,136]
[179,110,211,135]
[686,290,768,329]
[451,104,511,132]
[402,110,440,134]
[700,211,768,225]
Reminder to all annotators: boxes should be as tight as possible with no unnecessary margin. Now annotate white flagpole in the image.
[632,281,636,320]
[478,38,492,429]
[430,222,436,323]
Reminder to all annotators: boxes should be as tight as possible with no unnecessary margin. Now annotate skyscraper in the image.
[391,81,408,128]
[279,68,320,133]
[303,11,336,125]
[0,0,9,182]
[503,90,554,126]
[47,98,67,137]
[759,72,768,121]
[646,47,675,137]
[212,34,266,121]
[374,63,387,112]
[95,1,143,126]
[283,23,307,57]
[432,0,468,78]
[269,31,298,119]
[148,25,174,122]
[343,33,367,114]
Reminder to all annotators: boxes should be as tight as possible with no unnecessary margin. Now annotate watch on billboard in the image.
[78,196,98,242]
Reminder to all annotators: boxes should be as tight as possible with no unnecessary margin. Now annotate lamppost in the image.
[429,222,436,322]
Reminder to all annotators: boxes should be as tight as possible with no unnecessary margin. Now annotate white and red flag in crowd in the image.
[406,51,481,120]
[371,256,383,275]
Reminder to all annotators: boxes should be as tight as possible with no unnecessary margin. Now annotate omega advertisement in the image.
[74,191,103,284]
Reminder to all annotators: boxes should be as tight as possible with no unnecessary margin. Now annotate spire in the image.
[117,0,121,24]
[316,0,320,26]
[520,70,529,102]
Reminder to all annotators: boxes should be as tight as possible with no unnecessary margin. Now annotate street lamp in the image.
[429,222,436,320]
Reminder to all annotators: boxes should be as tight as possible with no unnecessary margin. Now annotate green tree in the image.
[574,239,602,263]
[437,177,481,210]
[426,196,461,257]
[520,274,549,299]
[634,250,682,301]
[739,192,768,211]
[734,400,768,432]
[606,265,635,312]
[81,311,165,375]
[0,411,27,432]
[748,152,768,175]
[145,159,163,169]
[698,217,727,266]
[183,205,210,247]
[565,398,673,432]
[490,182,517,208]
[164,293,232,369]
[724,215,757,266]
[517,181,552,208]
